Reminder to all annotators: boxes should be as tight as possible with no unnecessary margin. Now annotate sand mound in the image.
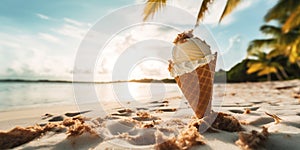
[236,127,269,150]
[0,116,96,149]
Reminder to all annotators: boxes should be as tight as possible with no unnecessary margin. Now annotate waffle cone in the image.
[174,54,217,118]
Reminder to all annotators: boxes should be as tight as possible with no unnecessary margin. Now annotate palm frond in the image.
[219,0,241,23]
[257,52,268,60]
[143,0,167,21]
[247,63,264,74]
[257,67,277,76]
[279,32,300,45]
[270,62,283,68]
[265,0,300,22]
[267,49,285,59]
[247,39,276,55]
[260,25,282,37]
[289,44,300,63]
[260,25,300,46]
[264,0,300,22]
[196,0,213,26]
[282,6,300,33]
[247,59,260,67]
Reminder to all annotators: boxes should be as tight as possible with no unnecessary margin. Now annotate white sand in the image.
[0,79,300,149]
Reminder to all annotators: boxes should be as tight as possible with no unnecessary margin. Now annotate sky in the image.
[0,0,276,81]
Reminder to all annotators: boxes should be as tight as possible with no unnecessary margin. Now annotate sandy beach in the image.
[1,0,300,149]
[0,79,299,149]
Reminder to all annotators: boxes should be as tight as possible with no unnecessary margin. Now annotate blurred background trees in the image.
[246,0,300,81]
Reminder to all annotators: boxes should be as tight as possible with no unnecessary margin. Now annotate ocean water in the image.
[0,82,180,111]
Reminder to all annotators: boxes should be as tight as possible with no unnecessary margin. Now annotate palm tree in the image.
[247,52,288,81]
[143,0,241,26]
[247,24,300,65]
[264,0,300,34]
[255,0,300,65]
[247,0,300,79]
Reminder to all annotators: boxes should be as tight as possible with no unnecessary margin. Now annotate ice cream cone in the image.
[174,53,217,118]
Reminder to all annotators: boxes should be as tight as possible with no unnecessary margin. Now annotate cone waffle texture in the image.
[174,53,217,118]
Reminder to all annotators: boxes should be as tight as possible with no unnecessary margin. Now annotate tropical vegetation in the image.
[247,0,300,80]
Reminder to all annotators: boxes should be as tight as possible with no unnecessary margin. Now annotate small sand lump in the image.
[236,127,269,150]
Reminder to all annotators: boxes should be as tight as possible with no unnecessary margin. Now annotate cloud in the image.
[38,33,60,43]
[224,35,243,54]
[55,24,86,39]
[36,13,50,20]
[235,0,259,12]
[129,60,169,80]
[55,18,91,39]
[0,32,75,80]
[221,34,246,70]
[64,18,85,27]
[94,25,177,80]
[0,16,95,80]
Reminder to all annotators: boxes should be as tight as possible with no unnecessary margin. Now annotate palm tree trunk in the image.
[279,67,288,79]
[267,74,271,81]
[275,72,283,80]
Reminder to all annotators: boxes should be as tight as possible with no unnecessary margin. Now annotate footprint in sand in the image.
[228,109,244,114]
[229,107,260,114]
[111,109,134,117]
[136,107,148,111]
[102,108,175,147]
[48,116,64,122]
[41,113,54,120]
[47,110,91,122]
[126,128,156,145]
[248,106,260,111]
[105,119,161,146]
[148,100,169,107]
[153,108,177,113]
[106,120,136,135]
[149,100,160,104]
[64,110,91,117]
[249,117,275,126]
[105,116,120,120]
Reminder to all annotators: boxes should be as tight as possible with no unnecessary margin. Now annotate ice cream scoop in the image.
[172,30,212,63]
[169,30,215,77]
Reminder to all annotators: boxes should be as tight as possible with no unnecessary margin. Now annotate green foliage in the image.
[226,59,259,82]
[247,0,300,80]
[227,55,300,82]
